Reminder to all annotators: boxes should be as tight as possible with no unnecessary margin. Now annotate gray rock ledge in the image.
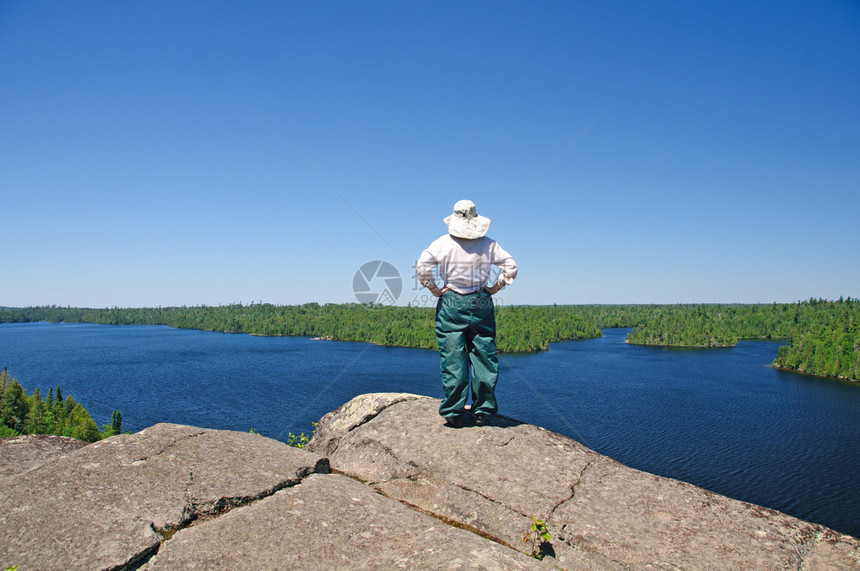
[308,393,860,570]
[0,434,89,479]
[147,473,546,570]
[1,423,329,570]
[2,394,858,570]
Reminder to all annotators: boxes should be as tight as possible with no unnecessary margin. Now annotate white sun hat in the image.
[443,199,491,239]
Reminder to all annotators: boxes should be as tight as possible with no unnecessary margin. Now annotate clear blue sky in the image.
[2,1,858,307]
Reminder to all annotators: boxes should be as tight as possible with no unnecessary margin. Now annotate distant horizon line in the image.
[2,297,856,310]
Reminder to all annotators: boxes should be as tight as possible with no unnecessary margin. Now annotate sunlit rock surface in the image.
[2,394,858,570]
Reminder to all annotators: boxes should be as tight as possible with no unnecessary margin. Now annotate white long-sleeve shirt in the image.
[416,234,518,295]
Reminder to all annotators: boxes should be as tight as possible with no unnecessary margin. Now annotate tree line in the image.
[626,298,859,381]
[0,303,616,352]
[1,299,857,382]
[772,298,859,381]
[0,368,121,441]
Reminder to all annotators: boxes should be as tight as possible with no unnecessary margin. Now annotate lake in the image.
[1,322,858,537]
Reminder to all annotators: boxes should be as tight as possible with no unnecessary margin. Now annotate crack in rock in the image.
[547,459,594,522]
[183,469,195,506]
[308,394,426,456]
[133,463,327,570]
[495,435,516,448]
[108,526,163,571]
[371,485,523,555]
[544,460,638,568]
[353,437,422,482]
[452,482,532,520]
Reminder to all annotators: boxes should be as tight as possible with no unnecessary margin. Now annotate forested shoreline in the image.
[624,299,859,382]
[0,368,121,441]
[0,299,857,382]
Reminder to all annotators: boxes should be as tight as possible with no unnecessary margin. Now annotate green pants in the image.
[436,289,499,417]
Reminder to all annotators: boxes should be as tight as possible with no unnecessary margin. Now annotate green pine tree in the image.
[1,381,28,433]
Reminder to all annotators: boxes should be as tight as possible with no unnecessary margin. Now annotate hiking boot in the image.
[444,415,463,429]
[474,414,488,427]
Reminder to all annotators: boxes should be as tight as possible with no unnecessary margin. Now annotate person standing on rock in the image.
[416,200,518,428]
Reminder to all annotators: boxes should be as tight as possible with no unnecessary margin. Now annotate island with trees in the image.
[625,298,859,381]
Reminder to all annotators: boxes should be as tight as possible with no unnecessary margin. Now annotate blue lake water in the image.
[1,322,858,537]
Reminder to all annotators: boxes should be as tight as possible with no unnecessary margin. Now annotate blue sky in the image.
[2,1,858,307]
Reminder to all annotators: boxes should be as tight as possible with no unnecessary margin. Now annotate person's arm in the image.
[485,242,518,295]
[416,247,446,297]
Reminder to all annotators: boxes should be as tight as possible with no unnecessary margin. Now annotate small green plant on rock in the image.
[286,422,318,449]
[523,516,552,560]
[286,431,309,448]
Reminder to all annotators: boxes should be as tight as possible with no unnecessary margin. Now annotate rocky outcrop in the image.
[309,393,860,570]
[2,394,858,570]
[1,424,330,570]
[0,434,88,478]
[149,473,546,570]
